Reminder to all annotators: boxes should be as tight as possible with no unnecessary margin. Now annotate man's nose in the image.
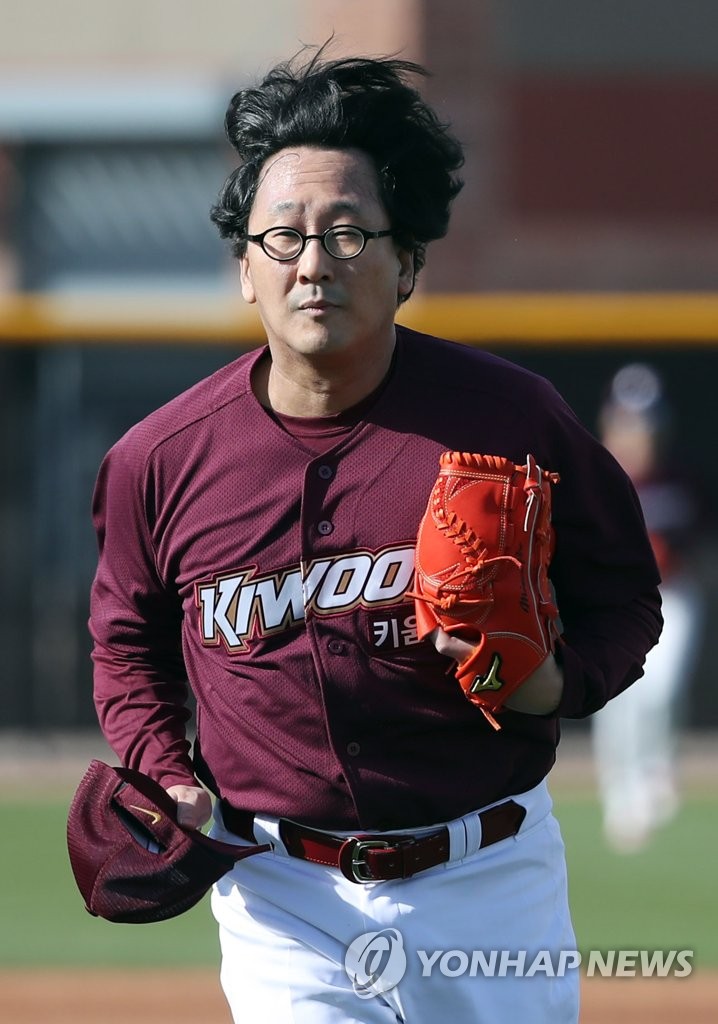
[296,238,335,282]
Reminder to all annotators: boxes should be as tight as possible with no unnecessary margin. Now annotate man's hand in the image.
[430,627,564,716]
[166,784,213,830]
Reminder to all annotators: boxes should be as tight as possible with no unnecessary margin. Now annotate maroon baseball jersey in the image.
[90,325,662,829]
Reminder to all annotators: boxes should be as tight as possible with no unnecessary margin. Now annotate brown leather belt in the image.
[220,799,526,883]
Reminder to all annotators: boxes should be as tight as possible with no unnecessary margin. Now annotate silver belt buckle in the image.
[350,838,391,882]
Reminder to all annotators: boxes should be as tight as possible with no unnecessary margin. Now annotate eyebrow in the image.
[268,200,364,217]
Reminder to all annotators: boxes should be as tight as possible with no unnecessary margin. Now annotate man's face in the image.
[239,146,414,363]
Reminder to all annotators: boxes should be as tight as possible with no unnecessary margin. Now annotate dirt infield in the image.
[0,968,715,1023]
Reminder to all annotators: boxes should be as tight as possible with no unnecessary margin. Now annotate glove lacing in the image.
[410,508,522,614]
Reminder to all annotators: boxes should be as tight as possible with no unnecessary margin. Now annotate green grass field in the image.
[1,792,716,970]
[558,795,717,969]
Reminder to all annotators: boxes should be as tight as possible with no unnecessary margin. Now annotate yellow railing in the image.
[1,292,717,344]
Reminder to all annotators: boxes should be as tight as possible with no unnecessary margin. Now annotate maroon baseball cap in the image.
[67,760,270,924]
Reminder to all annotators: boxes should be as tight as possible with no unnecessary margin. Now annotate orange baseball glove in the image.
[412,452,561,729]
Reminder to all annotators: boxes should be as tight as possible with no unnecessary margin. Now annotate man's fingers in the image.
[165,784,213,829]
[429,626,477,664]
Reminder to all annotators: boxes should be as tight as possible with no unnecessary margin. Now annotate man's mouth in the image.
[298,300,335,311]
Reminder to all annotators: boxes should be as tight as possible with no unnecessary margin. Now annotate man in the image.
[90,49,662,1023]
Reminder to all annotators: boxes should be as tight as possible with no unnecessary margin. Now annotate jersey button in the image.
[317,520,334,535]
[318,464,333,480]
[327,639,347,655]
[346,741,361,757]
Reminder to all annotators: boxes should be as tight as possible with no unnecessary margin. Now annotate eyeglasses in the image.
[244,224,394,261]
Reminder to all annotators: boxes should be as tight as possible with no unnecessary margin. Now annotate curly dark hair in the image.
[209,45,464,300]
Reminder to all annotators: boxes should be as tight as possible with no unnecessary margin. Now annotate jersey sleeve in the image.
[89,434,197,789]
[538,384,663,719]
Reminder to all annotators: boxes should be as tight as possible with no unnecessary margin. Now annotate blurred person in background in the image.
[592,363,707,853]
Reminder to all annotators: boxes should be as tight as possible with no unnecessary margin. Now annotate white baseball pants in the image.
[591,577,704,851]
[210,779,579,1023]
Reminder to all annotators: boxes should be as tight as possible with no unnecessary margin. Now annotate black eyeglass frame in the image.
[244,224,394,261]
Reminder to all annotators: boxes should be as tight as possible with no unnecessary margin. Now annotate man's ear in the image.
[239,253,256,304]
[397,247,416,300]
